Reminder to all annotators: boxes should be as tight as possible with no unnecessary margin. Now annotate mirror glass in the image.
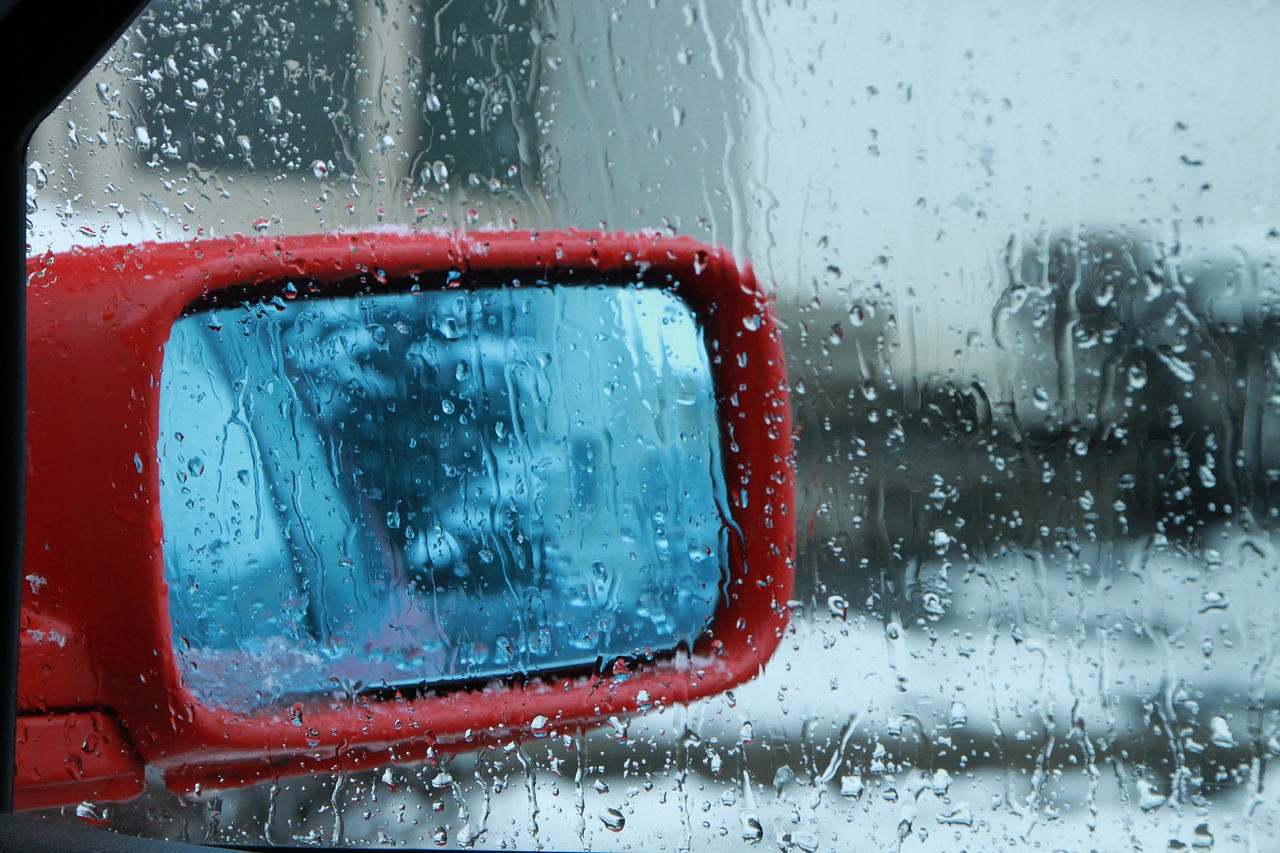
[158,283,727,712]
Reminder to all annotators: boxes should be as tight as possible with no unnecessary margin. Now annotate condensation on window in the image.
[26,0,1280,849]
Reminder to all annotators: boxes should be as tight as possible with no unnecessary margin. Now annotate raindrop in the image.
[772,765,795,794]
[1209,716,1236,748]
[599,808,625,832]
[1155,348,1197,383]
[1199,591,1229,613]
[1128,360,1148,390]
[936,804,973,826]
[931,529,952,554]
[1137,778,1165,811]
[75,802,108,825]
[788,831,820,853]
[839,774,865,799]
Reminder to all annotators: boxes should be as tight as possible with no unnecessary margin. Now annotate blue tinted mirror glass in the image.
[158,285,726,712]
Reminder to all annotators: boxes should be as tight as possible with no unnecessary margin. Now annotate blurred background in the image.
[27,0,1280,849]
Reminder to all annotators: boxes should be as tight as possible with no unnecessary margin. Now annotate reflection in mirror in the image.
[159,284,727,712]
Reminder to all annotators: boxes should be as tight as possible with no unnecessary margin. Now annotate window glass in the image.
[26,0,1280,849]
[132,0,535,183]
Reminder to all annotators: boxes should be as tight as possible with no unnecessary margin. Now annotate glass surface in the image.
[158,285,726,711]
[28,0,1280,847]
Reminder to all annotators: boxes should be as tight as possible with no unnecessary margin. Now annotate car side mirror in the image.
[17,230,795,809]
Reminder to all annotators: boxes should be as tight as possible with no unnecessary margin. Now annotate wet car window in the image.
[25,0,1280,849]
[160,285,724,711]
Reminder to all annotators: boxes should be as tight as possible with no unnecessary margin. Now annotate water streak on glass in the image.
[159,285,726,712]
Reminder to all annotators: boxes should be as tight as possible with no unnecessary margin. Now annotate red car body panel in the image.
[17,230,795,808]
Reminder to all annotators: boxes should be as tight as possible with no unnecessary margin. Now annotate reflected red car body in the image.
[17,230,795,810]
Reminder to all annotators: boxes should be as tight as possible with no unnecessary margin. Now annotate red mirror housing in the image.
[18,230,795,809]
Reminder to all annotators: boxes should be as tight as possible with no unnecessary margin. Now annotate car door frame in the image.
[0,1,224,850]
